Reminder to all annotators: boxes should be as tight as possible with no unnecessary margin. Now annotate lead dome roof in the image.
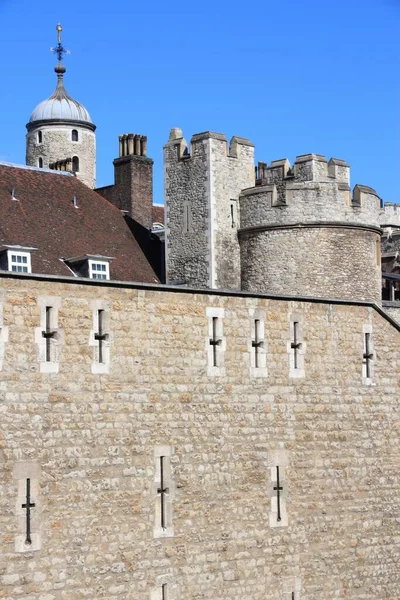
[29,65,93,126]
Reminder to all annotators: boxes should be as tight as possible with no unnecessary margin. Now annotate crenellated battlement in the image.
[165,128,254,162]
[255,154,350,185]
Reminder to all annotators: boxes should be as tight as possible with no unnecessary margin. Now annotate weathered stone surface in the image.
[164,130,254,290]
[26,125,96,189]
[0,274,399,599]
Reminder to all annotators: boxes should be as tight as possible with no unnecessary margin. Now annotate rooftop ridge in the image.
[0,161,74,176]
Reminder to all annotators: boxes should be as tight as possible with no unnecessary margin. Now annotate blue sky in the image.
[0,0,398,205]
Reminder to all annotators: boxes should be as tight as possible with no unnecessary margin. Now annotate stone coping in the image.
[26,118,96,132]
[238,222,382,234]
[0,271,399,332]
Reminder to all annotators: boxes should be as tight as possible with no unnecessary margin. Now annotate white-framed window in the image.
[37,131,43,144]
[89,260,109,280]
[8,251,31,273]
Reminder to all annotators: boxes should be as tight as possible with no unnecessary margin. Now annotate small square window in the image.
[89,260,110,280]
[8,252,31,273]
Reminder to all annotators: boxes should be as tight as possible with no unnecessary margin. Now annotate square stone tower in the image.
[164,129,255,289]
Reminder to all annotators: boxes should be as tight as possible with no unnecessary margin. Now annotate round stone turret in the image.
[239,154,382,303]
[26,25,96,188]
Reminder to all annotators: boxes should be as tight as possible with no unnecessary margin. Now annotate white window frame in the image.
[88,260,109,280]
[7,251,31,273]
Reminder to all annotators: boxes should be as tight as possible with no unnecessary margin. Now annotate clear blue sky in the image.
[0,0,398,205]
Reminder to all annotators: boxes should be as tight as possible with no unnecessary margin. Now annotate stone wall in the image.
[240,226,382,303]
[26,124,96,189]
[164,130,254,290]
[0,274,399,599]
[164,129,210,287]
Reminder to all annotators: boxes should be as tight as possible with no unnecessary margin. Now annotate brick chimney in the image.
[111,133,153,229]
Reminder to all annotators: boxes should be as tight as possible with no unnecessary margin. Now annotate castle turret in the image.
[26,24,96,189]
[240,154,382,303]
[164,129,255,289]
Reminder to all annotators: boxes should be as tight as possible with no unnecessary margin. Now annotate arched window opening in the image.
[38,157,43,168]
[72,156,80,173]
[38,131,43,143]
[72,129,78,142]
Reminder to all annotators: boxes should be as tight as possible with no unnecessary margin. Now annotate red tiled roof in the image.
[152,204,164,225]
[0,163,159,283]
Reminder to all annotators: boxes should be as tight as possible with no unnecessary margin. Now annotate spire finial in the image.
[50,23,70,64]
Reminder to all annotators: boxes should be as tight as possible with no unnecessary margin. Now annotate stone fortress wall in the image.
[164,129,254,289]
[26,124,96,189]
[0,274,399,599]
[239,154,382,303]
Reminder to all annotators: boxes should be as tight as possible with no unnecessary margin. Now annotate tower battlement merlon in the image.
[293,153,349,184]
[164,130,254,162]
[164,128,189,160]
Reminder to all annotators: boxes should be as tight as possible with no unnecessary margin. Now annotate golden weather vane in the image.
[50,23,70,63]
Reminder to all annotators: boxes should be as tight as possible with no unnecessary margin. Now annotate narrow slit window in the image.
[38,157,43,168]
[72,129,78,142]
[37,131,42,144]
[21,478,35,545]
[270,462,288,527]
[94,309,108,364]
[230,201,236,228]
[157,456,169,530]
[252,319,262,368]
[288,315,305,378]
[72,156,79,173]
[161,584,167,600]
[273,466,283,523]
[154,447,174,538]
[291,321,301,369]
[42,306,56,362]
[209,316,221,367]
[183,201,191,233]
[363,330,374,381]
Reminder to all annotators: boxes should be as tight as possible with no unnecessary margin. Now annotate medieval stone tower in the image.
[25,25,96,189]
[165,130,382,304]
[164,129,255,289]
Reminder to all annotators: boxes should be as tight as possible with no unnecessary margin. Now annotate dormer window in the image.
[37,131,43,144]
[9,252,30,273]
[89,260,109,280]
[72,156,79,173]
[63,254,113,280]
[0,246,36,274]
[72,129,78,142]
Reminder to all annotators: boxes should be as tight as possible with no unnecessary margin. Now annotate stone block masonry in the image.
[0,274,399,599]
[239,154,383,303]
[26,124,96,189]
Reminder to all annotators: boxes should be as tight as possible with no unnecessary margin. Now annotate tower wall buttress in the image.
[164,129,254,289]
[240,154,382,303]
